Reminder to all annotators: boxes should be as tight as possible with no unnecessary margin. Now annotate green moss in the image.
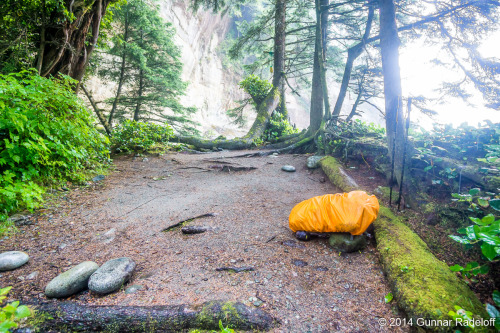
[319,156,358,192]
[374,186,392,201]
[375,206,489,331]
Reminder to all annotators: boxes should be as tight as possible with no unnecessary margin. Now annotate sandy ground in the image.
[0,151,408,332]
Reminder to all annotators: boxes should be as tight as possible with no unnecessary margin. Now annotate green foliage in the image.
[0,70,110,221]
[92,0,197,133]
[384,292,393,303]
[324,119,385,154]
[238,74,272,106]
[449,186,499,279]
[188,320,234,333]
[262,112,298,142]
[111,120,174,152]
[0,286,33,332]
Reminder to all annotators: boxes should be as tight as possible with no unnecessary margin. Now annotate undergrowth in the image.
[0,70,110,225]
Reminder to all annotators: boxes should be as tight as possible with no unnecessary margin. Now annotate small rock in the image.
[26,271,39,280]
[254,300,264,307]
[59,243,67,250]
[92,175,105,182]
[281,165,296,172]
[7,214,32,227]
[307,156,324,169]
[328,233,367,253]
[88,258,136,295]
[313,266,329,272]
[0,251,29,271]
[292,259,308,267]
[125,284,143,294]
[181,226,208,234]
[45,261,99,298]
[142,158,149,162]
[97,228,116,244]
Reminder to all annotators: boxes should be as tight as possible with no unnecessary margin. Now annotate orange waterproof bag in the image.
[289,191,379,235]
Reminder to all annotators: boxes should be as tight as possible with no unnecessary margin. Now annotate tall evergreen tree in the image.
[90,0,196,133]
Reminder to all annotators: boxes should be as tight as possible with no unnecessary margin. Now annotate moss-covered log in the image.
[375,207,489,331]
[318,156,359,191]
[29,300,278,332]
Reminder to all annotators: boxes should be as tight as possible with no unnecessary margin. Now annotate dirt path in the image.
[1,151,407,332]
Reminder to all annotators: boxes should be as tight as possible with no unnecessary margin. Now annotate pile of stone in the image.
[0,251,136,298]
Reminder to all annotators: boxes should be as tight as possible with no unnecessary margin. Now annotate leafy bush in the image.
[0,286,32,332]
[262,112,299,142]
[111,120,174,152]
[239,74,272,105]
[449,188,500,276]
[0,70,110,221]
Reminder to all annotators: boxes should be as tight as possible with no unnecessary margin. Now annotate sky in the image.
[398,29,500,129]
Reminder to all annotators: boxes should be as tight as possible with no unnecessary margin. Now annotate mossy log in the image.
[319,156,490,331]
[318,156,359,191]
[29,300,278,332]
[375,207,489,331]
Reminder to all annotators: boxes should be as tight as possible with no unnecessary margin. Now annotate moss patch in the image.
[375,206,488,331]
[319,156,359,192]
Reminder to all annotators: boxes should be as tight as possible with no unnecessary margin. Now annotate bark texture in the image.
[31,300,278,332]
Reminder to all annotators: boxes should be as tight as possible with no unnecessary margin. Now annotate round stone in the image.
[45,261,99,298]
[281,165,296,172]
[328,233,367,253]
[88,257,136,295]
[306,156,324,169]
[0,251,29,271]
[125,284,143,294]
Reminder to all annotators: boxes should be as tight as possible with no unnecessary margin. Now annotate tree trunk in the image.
[134,68,144,121]
[40,0,115,93]
[82,84,111,136]
[35,0,46,75]
[331,4,374,122]
[108,13,130,129]
[309,0,326,134]
[320,0,330,121]
[379,0,405,184]
[346,88,363,123]
[30,300,277,332]
[272,0,286,90]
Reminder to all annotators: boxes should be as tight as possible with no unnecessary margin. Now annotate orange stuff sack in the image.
[289,191,379,235]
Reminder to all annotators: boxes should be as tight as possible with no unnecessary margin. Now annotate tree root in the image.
[29,300,278,332]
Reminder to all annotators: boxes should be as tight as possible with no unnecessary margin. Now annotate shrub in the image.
[238,75,272,105]
[0,286,33,332]
[111,120,174,152]
[0,70,110,221]
[262,112,299,141]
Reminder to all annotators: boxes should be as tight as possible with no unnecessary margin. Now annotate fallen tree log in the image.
[29,300,278,332]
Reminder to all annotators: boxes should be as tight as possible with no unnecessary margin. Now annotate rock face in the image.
[306,156,324,169]
[328,233,367,253]
[45,261,99,298]
[88,258,136,294]
[281,165,296,172]
[0,251,29,271]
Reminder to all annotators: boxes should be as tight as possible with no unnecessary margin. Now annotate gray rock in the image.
[45,261,99,298]
[306,156,324,169]
[281,165,296,172]
[96,228,116,244]
[328,233,367,253]
[125,284,143,294]
[92,175,105,182]
[0,251,29,271]
[26,271,39,280]
[7,214,32,226]
[88,257,136,295]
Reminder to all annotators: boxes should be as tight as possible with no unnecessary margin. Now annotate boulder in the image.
[45,261,99,298]
[88,257,136,294]
[328,233,367,253]
[306,156,324,169]
[0,251,29,271]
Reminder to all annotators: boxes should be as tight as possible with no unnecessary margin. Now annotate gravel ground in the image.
[0,151,408,332]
